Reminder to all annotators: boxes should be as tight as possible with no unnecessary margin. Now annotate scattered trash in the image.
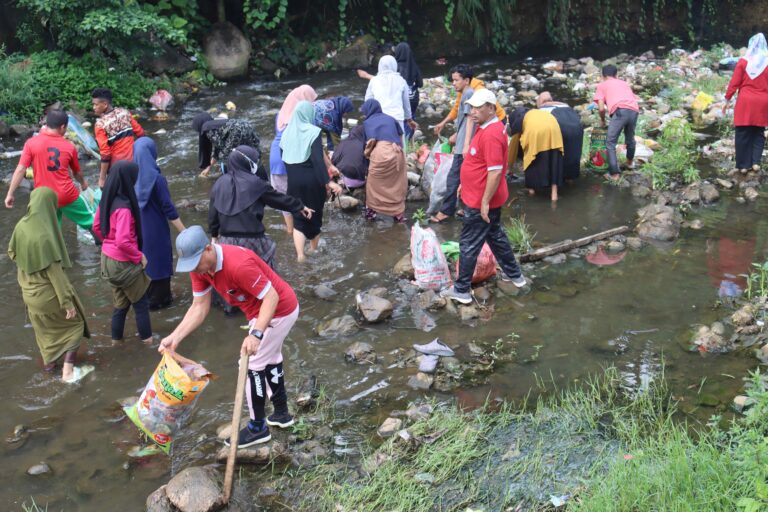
[410,224,452,291]
[225,101,236,111]
[148,89,173,111]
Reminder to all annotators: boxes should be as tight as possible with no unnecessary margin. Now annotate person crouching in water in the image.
[159,226,299,447]
[93,161,153,343]
[8,187,93,382]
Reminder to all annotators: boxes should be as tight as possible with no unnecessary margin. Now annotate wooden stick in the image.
[519,225,630,263]
[223,352,249,504]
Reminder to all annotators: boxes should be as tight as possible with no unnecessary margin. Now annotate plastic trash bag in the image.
[149,89,174,111]
[420,140,441,196]
[427,151,454,215]
[66,114,99,159]
[76,187,101,245]
[124,352,213,454]
[456,243,497,284]
[691,91,714,111]
[410,224,452,291]
[588,127,610,171]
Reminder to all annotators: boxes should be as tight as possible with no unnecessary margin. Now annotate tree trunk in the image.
[519,226,630,262]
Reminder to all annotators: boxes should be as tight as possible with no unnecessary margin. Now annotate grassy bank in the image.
[0,50,172,125]
[297,368,768,511]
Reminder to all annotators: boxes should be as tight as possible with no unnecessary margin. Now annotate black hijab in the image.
[100,161,143,250]
[507,107,528,136]
[332,125,368,180]
[192,112,226,135]
[394,42,423,88]
[211,145,269,216]
[360,99,403,146]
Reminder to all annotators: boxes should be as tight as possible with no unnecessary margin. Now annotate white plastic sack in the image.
[76,187,101,245]
[426,152,454,215]
[420,140,441,196]
[410,224,452,291]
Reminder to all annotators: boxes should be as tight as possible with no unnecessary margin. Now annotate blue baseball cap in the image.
[175,225,209,272]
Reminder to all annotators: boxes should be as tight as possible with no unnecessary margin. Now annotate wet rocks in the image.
[164,466,223,512]
[458,304,481,322]
[316,315,358,337]
[393,253,415,279]
[732,304,755,327]
[215,442,289,465]
[605,241,626,253]
[146,486,174,512]
[6,424,28,445]
[692,323,733,353]
[356,292,393,323]
[733,395,756,413]
[330,34,374,69]
[377,417,402,438]
[543,253,567,265]
[203,22,251,80]
[26,462,51,476]
[407,372,434,390]
[313,284,337,300]
[700,182,720,203]
[744,187,759,201]
[345,342,375,363]
[336,195,360,211]
[636,203,682,241]
[417,289,446,310]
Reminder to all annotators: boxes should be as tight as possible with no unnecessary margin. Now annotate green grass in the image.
[504,215,536,253]
[642,118,700,190]
[21,498,47,512]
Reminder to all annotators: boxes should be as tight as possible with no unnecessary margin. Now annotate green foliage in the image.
[741,262,768,300]
[0,50,169,124]
[243,0,288,31]
[642,119,700,190]
[411,207,427,224]
[451,0,518,54]
[504,215,536,253]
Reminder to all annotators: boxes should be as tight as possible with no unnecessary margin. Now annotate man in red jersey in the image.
[5,110,93,230]
[92,87,145,188]
[440,89,528,304]
[159,226,299,448]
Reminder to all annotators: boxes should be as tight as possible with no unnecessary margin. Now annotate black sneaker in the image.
[266,412,295,428]
[225,420,271,448]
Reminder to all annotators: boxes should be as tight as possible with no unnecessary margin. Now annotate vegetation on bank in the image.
[296,368,768,511]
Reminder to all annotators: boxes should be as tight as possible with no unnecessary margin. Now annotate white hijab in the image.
[745,33,768,80]
[365,55,409,121]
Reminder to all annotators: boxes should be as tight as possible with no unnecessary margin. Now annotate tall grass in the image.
[504,215,536,253]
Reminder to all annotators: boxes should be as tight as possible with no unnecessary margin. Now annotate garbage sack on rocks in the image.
[420,140,440,196]
[457,243,497,284]
[76,187,101,245]
[125,352,213,454]
[427,150,454,215]
[691,91,714,111]
[588,127,610,171]
[149,89,174,111]
[411,224,452,291]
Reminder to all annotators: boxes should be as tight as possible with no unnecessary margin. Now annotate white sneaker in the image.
[501,272,528,288]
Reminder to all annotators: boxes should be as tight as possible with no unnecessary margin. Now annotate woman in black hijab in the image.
[331,125,369,185]
[209,145,313,270]
[192,112,260,176]
[93,161,152,343]
[394,42,423,125]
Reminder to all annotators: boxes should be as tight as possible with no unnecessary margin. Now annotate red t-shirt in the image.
[190,244,298,320]
[460,119,509,209]
[19,131,81,207]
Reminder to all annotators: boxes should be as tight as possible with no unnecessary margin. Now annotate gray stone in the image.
[407,187,427,202]
[0,120,9,138]
[146,485,173,512]
[405,403,434,421]
[165,466,223,512]
[317,315,358,337]
[345,342,375,363]
[744,187,759,201]
[636,203,682,241]
[26,462,51,476]
[368,287,388,298]
[215,442,289,465]
[605,241,625,253]
[458,305,481,322]
[407,372,434,390]
[417,289,446,310]
[313,284,337,300]
[330,35,375,69]
[700,182,720,203]
[543,253,567,265]
[356,292,393,323]
[733,395,757,413]
[377,417,402,437]
[393,253,415,279]
[10,124,33,138]
[626,237,644,251]
[716,178,734,189]
[141,41,195,76]
[681,184,701,203]
[337,195,360,211]
[631,185,651,198]
[203,22,251,80]
[473,286,491,301]
[732,305,755,327]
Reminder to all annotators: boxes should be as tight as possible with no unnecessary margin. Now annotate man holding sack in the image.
[159,225,299,447]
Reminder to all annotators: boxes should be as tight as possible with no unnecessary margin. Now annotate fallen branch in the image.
[519,225,630,262]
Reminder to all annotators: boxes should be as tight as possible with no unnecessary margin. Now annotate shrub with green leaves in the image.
[642,118,700,190]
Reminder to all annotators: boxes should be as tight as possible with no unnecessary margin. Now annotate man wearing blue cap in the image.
[159,225,299,447]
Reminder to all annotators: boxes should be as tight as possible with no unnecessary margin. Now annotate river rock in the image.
[407,187,427,202]
[0,120,9,138]
[393,253,415,279]
[417,289,446,310]
[631,185,651,198]
[716,178,734,189]
[26,462,51,476]
[744,187,759,201]
[345,342,375,363]
[165,466,223,512]
[377,418,402,438]
[337,195,360,211]
[10,124,33,138]
[203,22,251,80]
[473,286,491,301]
[407,372,434,390]
[215,442,289,464]
[636,203,682,241]
[626,237,644,251]
[313,284,337,300]
[733,395,757,413]
[543,253,567,265]
[356,292,393,323]
[700,182,720,203]
[405,403,434,421]
[605,241,625,253]
[330,34,374,69]
[681,184,701,203]
[459,305,481,322]
[146,485,174,512]
[732,305,755,327]
[317,315,358,337]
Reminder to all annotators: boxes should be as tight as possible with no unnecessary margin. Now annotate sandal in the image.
[63,364,95,384]
[429,213,450,224]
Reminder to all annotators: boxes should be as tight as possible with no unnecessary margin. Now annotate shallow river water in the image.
[1,60,765,510]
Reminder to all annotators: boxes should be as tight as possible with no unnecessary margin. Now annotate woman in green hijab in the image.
[280,101,342,262]
[8,187,93,383]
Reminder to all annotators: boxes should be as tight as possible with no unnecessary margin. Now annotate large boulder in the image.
[140,41,195,76]
[203,22,251,80]
[330,34,375,70]
[636,203,682,241]
[165,466,224,512]
[356,292,393,323]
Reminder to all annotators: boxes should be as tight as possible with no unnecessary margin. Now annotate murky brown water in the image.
[0,61,764,510]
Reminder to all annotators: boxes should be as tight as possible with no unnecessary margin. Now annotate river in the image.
[0,58,763,510]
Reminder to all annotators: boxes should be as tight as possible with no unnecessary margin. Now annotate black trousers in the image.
[735,126,766,169]
[455,207,523,294]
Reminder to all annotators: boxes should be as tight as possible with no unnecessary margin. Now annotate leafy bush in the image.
[642,118,700,190]
[0,50,169,124]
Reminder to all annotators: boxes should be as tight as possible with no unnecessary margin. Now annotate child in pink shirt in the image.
[593,65,640,179]
[93,161,152,342]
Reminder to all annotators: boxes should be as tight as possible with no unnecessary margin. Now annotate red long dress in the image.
[725,59,768,127]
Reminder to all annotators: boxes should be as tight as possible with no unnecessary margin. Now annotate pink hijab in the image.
[277,85,318,130]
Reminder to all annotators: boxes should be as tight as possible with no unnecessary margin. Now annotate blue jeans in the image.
[111,292,152,340]
[455,207,522,294]
[606,108,638,175]
[439,154,464,217]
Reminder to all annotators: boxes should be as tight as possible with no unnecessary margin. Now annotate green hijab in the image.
[8,187,72,274]
[279,101,321,164]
